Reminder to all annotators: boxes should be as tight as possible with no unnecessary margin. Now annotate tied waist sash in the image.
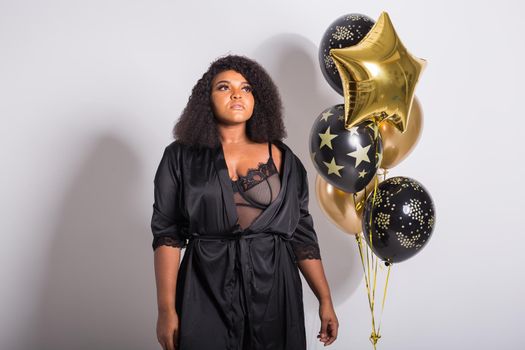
[186,226,296,350]
[188,231,272,241]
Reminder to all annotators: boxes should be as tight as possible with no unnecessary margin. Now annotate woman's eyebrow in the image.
[214,80,251,86]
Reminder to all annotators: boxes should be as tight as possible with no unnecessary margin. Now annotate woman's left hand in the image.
[317,299,339,346]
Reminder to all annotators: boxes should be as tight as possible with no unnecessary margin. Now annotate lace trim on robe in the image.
[153,236,187,250]
[291,242,322,260]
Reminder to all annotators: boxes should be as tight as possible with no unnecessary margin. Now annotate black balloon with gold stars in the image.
[362,176,436,264]
[309,104,383,193]
[319,13,375,96]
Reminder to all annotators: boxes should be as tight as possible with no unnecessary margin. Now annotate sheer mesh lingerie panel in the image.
[231,142,281,229]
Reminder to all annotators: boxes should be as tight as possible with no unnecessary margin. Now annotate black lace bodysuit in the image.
[231,142,321,260]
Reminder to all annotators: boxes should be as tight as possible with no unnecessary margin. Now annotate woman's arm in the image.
[297,259,331,303]
[154,246,182,350]
[154,246,181,312]
[298,259,339,346]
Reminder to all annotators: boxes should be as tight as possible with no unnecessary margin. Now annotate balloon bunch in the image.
[311,12,436,348]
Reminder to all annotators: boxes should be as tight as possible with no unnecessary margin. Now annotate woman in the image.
[152,54,338,350]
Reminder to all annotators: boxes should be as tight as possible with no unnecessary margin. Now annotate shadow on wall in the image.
[252,33,364,305]
[27,135,156,350]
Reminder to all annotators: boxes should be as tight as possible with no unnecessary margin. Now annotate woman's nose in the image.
[231,90,242,99]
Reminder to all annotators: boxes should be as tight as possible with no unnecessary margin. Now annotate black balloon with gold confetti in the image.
[362,176,436,264]
[309,104,382,193]
[319,13,375,96]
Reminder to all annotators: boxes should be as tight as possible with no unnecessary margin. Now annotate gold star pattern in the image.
[329,11,427,133]
[323,157,345,177]
[318,126,338,150]
[358,169,368,178]
[320,110,333,122]
[347,141,371,167]
[348,126,359,137]
[337,114,344,121]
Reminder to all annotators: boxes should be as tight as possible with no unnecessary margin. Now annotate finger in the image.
[320,317,328,334]
[332,320,339,339]
[322,322,332,345]
[319,318,329,341]
[326,321,339,345]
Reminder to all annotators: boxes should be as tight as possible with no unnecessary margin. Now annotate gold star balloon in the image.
[330,11,427,133]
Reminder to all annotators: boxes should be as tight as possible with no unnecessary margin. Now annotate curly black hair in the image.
[173,54,287,149]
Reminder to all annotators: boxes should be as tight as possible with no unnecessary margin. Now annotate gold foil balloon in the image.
[329,11,427,133]
[315,173,378,235]
[379,96,423,169]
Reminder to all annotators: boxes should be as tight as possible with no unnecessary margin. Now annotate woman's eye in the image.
[243,86,253,92]
[217,84,229,90]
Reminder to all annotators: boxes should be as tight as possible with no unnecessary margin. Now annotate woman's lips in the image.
[230,104,244,110]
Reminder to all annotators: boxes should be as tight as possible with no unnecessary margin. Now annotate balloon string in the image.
[372,249,378,308]
[355,128,393,349]
[375,149,391,340]
[356,233,379,350]
[369,174,378,251]
[362,128,379,348]
[377,263,392,336]
[356,233,382,349]
[355,234,374,315]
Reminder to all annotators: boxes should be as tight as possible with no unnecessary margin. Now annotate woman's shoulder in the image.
[272,139,291,155]
[274,140,308,176]
[161,140,183,161]
[166,139,186,151]
[276,140,302,162]
[165,139,202,154]
[164,139,217,164]
[161,140,196,167]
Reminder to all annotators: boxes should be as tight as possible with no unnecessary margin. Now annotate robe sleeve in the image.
[150,143,189,251]
[290,156,322,261]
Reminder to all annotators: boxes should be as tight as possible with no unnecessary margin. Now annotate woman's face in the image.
[211,70,255,125]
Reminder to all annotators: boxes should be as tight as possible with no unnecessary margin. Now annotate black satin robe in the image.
[151,139,321,350]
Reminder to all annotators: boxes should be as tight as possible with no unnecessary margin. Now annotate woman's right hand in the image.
[156,309,179,350]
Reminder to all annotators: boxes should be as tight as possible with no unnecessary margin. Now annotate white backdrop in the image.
[1,0,523,349]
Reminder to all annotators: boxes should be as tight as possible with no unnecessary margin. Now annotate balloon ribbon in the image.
[352,137,392,349]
